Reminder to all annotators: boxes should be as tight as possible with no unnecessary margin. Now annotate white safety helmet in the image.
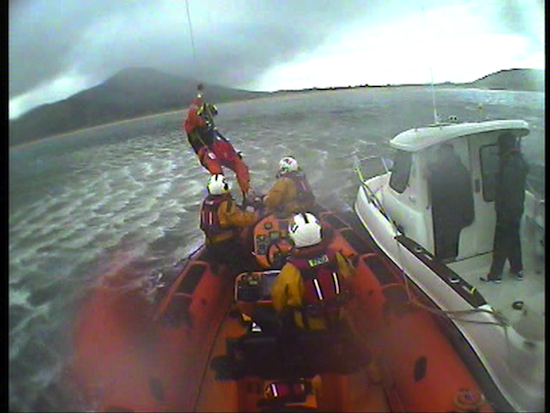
[288,212,322,248]
[207,174,230,195]
[278,156,299,176]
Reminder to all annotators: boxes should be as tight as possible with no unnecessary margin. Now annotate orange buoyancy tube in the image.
[312,215,493,412]
[347,253,493,412]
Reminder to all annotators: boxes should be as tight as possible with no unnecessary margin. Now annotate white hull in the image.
[354,173,544,412]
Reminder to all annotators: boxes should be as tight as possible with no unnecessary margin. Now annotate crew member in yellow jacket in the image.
[264,156,315,216]
[200,174,257,273]
[271,213,354,330]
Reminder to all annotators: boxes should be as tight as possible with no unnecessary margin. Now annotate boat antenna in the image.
[421,5,439,124]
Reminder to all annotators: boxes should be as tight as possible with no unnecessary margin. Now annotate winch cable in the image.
[183,0,208,151]
[184,0,248,205]
[421,5,439,125]
[184,0,197,69]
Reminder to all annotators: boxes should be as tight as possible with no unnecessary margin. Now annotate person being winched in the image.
[184,84,251,197]
[271,212,354,330]
[200,174,257,274]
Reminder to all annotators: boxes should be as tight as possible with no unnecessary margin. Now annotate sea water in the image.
[8,87,545,411]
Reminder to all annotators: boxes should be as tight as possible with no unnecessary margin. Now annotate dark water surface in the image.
[9,87,545,411]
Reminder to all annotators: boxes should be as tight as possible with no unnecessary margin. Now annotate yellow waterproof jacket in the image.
[206,197,257,244]
[264,176,312,215]
[271,245,355,330]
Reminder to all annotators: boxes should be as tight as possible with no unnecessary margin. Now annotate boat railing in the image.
[353,155,393,222]
[354,155,392,181]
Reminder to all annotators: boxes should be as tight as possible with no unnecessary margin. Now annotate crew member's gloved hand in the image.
[247,189,265,209]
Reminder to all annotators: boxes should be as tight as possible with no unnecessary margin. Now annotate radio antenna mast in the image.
[421,6,439,124]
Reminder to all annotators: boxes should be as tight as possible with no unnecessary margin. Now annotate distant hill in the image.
[277,69,544,93]
[9,67,544,147]
[465,68,545,92]
[9,67,267,147]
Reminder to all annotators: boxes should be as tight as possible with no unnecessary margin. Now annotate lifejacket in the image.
[288,247,350,325]
[200,194,235,239]
[286,171,315,206]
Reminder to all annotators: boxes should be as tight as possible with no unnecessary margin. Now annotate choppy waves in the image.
[9,87,545,411]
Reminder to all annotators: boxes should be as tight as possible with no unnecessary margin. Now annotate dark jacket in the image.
[428,152,474,228]
[495,149,529,222]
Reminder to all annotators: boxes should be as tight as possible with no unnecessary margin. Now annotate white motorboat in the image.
[353,119,545,412]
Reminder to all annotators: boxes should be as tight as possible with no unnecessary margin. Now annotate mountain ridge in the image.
[9,67,544,147]
[9,67,267,147]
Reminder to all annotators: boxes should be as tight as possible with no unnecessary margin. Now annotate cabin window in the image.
[480,144,499,201]
[389,150,412,193]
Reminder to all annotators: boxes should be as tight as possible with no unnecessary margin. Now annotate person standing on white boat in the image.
[481,133,529,283]
[426,143,474,262]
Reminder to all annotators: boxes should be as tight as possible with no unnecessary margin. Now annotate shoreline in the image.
[9,109,187,151]
[9,85,543,151]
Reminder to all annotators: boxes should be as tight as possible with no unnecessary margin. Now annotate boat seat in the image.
[212,326,368,381]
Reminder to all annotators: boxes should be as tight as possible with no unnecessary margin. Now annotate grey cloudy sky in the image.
[9,0,544,118]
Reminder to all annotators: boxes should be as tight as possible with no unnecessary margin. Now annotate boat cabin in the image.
[381,120,530,261]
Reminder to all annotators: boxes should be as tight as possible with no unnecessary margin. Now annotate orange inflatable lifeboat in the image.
[72,205,501,412]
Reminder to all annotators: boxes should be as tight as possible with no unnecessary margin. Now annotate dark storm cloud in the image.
[9,0,541,100]
[9,1,136,96]
[69,19,321,89]
[9,0,389,97]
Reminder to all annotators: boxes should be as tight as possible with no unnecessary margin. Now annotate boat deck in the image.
[448,218,545,333]
[194,305,391,412]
